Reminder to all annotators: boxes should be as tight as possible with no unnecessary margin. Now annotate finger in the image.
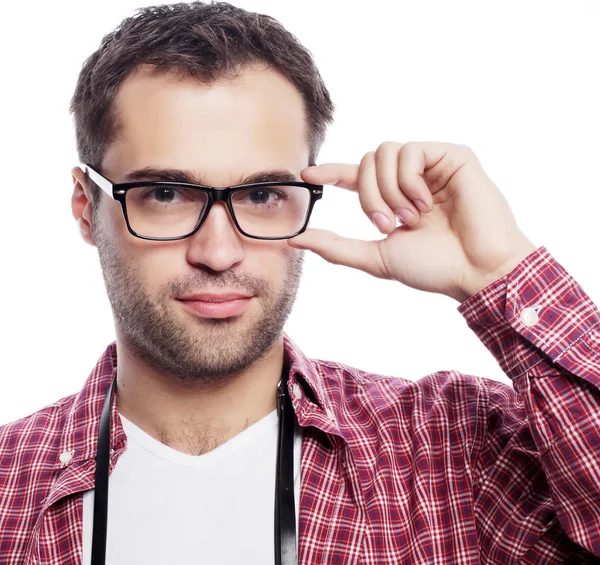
[418,142,477,195]
[357,152,397,234]
[374,142,422,226]
[287,228,389,279]
[300,163,360,192]
[396,143,434,213]
[301,159,398,234]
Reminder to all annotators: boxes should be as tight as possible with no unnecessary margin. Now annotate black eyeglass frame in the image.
[84,165,324,241]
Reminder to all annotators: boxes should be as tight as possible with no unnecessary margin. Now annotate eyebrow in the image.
[121,167,300,186]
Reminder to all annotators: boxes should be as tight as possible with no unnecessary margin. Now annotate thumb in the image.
[288,228,388,279]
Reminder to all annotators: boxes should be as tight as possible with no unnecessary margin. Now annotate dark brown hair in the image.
[70,1,334,202]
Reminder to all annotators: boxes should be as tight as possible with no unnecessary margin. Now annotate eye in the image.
[136,186,197,205]
[248,189,274,204]
[232,186,289,206]
[152,188,178,203]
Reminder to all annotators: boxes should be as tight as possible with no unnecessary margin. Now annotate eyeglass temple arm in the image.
[83,165,114,197]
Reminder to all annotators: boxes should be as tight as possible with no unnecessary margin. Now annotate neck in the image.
[114,338,285,456]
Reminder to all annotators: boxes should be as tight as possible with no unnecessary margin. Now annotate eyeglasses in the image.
[84,165,324,241]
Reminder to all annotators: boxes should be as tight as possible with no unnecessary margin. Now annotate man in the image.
[0,2,598,564]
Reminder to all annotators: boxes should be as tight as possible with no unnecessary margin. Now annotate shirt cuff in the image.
[457,246,600,384]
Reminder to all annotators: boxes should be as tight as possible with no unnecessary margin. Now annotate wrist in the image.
[456,241,538,303]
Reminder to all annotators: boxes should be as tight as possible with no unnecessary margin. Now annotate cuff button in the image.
[520,307,540,327]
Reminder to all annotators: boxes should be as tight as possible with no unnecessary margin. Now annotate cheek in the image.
[96,197,301,295]
[251,242,294,282]
[135,246,185,295]
[104,221,179,294]
[255,244,304,298]
[95,197,129,243]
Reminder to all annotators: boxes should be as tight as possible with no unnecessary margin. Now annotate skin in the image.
[71,65,309,455]
[71,64,536,458]
[295,142,537,302]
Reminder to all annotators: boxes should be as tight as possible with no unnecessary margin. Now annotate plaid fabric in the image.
[1,246,599,564]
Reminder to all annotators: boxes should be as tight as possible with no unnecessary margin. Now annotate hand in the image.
[289,141,537,302]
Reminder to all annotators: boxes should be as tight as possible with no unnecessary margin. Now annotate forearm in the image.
[459,246,600,556]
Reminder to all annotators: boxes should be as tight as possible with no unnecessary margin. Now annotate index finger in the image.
[300,163,360,192]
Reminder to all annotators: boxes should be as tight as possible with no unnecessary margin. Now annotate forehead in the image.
[102,65,309,183]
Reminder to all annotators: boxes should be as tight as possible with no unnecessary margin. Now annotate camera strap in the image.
[91,364,297,565]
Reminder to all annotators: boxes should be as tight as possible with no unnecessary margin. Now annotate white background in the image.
[1,0,599,425]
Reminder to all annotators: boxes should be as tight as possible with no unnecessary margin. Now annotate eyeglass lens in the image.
[125,184,312,238]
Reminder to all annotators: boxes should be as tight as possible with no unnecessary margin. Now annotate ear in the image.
[71,166,97,247]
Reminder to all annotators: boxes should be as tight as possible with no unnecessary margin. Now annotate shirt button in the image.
[292,383,302,400]
[59,451,73,466]
[520,307,540,327]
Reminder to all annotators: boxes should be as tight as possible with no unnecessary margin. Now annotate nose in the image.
[185,202,245,272]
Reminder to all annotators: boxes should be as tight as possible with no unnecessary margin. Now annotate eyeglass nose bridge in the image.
[203,188,237,222]
[210,187,231,203]
[200,188,241,233]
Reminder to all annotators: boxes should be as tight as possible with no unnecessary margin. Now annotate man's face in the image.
[87,65,309,386]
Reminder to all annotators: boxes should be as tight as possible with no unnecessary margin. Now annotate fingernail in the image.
[414,200,428,213]
[371,212,391,232]
[396,208,415,224]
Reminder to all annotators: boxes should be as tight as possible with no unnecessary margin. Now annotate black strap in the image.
[90,372,115,565]
[275,363,297,565]
[91,367,297,565]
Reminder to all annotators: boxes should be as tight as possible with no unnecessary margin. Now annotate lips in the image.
[177,293,253,303]
[176,293,254,319]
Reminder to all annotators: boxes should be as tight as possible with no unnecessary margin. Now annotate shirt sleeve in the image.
[457,246,600,561]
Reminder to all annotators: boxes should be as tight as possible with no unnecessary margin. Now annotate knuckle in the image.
[396,172,420,195]
[454,144,480,166]
[400,141,418,154]
[360,151,376,165]
[376,140,401,154]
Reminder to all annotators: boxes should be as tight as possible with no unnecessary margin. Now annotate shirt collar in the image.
[283,334,342,436]
[283,333,329,409]
[57,343,123,468]
[58,334,336,464]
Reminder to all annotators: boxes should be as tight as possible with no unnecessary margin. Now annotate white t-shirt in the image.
[82,409,302,565]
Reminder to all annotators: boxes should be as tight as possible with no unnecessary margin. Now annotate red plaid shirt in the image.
[1,246,599,564]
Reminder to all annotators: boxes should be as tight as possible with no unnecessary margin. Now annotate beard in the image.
[93,216,303,388]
